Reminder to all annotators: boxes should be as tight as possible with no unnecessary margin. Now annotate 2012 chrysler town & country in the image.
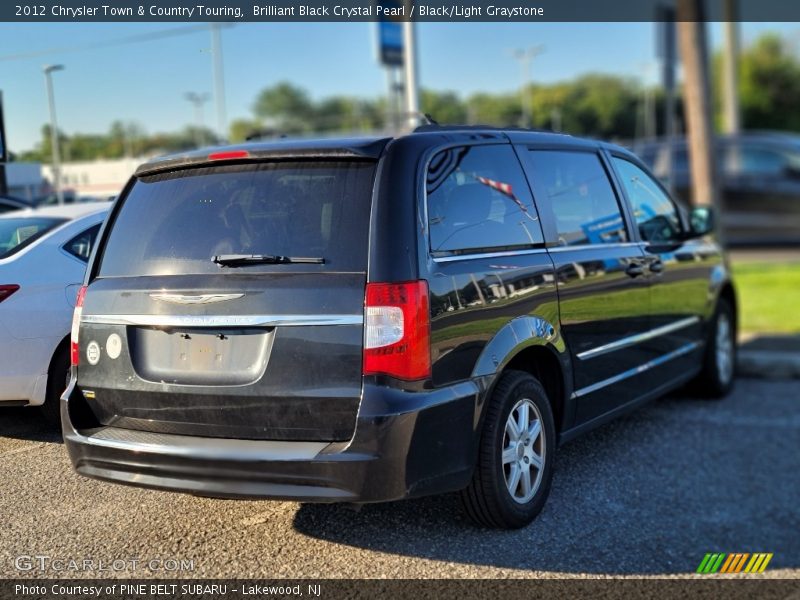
[63,127,737,528]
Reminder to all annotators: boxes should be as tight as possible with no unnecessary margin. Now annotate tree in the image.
[465,92,521,127]
[314,96,381,132]
[420,90,468,124]
[253,82,315,133]
[229,118,262,142]
[732,34,800,131]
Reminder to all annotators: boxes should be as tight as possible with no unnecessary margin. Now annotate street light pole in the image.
[43,64,65,205]
[210,24,229,141]
[402,16,420,130]
[184,92,211,147]
[511,46,545,129]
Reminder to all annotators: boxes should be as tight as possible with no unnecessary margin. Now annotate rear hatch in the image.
[76,159,375,441]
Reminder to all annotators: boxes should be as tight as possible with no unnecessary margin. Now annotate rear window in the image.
[0,217,66,259]
[98,161,376,277]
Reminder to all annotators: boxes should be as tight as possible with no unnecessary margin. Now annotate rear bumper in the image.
[62,380,481,503]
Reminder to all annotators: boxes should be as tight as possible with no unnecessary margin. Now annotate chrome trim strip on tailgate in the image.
[81,314,363,328]
[576,316,701,360]
[84,427,327,461]
[150,293,245,305]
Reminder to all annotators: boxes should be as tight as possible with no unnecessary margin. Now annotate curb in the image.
[738,351,800,380]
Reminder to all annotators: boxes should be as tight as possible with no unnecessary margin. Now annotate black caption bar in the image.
[3,579,799,600]
[3,0,800,22]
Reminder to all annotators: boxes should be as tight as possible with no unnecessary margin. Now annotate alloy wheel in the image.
[716,313,734,385]
[502,398,546,504]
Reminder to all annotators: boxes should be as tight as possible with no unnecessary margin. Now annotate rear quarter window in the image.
[426,144,544,255]
[97,160,376,277]
[63,223,101,262]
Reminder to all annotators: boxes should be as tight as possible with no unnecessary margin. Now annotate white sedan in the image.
[0,203,109,423]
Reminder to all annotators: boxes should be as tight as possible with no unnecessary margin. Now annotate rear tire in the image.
[461,370,556,529]
[39,345,69,427]
[695,298,736,399]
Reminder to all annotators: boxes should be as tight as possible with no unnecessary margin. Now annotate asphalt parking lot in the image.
[1,378,797,579]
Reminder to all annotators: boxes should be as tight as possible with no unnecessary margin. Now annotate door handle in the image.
[648,260,664,273]
[625,263,645,278]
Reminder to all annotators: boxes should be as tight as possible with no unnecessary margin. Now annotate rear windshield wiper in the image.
[212,254,325,267]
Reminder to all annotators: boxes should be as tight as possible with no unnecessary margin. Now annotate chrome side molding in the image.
[576,316,701,360]
[573,341,701,398]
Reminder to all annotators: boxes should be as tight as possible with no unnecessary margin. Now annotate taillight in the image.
[0,285,19,303]
[70,285,87,366]
[363,281,431,381]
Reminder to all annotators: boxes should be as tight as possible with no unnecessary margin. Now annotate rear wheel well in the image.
[504,346,565,432]
[718,282,738,332]
[48,336,70,384]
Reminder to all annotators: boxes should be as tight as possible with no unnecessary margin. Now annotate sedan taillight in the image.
[70,285,87,366]
[0,285,20,303]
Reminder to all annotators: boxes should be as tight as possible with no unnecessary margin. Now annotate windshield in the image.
[0,217,66,259]
[97,160,376,277]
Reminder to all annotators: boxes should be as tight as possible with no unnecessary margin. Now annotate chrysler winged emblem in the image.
[149,293,244,305]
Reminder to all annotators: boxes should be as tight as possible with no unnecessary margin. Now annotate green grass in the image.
[733,261,800,334]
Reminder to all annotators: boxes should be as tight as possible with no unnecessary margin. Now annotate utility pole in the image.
[184,92,211,147]
[511,46,545,129]
[0,91,8,196]
[43,64,65,205]
[677,0,722,235]
[722,0,741,134]
[210,24,229,141]
[551,106,562,132]
[638,62,657,139]
[402,17,420,130]
[656,8,678,194]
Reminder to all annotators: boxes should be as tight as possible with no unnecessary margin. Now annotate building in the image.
[41,156,148,200]
[4,162,43,200]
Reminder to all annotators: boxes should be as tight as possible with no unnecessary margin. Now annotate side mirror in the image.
[688,206,714,237]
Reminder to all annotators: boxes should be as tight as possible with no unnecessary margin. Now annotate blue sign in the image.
[376,3,403,67]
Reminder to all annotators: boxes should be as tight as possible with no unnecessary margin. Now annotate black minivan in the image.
[63,127,737,528]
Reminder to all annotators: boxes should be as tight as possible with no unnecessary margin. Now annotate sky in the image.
[0,21,797,153]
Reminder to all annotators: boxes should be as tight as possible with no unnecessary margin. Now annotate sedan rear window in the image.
[97,160,376,277]
[0,217,66,259]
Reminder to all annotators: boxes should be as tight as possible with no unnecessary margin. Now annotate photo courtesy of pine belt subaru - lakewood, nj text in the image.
[62,126,737,529]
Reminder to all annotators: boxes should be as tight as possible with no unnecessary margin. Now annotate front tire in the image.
[461,370,556,529]
[696,298,736,399]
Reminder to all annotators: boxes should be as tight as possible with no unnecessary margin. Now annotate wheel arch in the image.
[472,316,573,435]
[503,346,570,435]
[717,281,738,333]
[47,335,71,386]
